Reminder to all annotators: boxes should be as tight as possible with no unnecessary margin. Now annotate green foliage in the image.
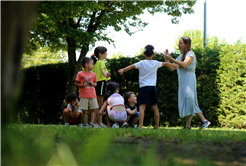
[15,63,68,124]
[174,29,228,54]
[29,1,196,52]
[216,41,246,128]
[22,47,67,68]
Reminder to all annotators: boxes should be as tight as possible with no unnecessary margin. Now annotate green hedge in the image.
[16,63,68,124]
[216,43,246,128]
[15,43,246,128]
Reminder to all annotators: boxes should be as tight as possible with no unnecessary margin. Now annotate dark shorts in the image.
[139,86,159,105]
[95,80,107,96]
[127,111,139,125]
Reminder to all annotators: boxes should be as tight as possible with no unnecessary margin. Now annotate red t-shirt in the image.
[76,71,97,98]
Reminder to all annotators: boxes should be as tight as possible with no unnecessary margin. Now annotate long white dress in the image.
[176,51,202,118]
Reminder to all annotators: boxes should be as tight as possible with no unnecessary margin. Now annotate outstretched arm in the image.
[118,64,135,75]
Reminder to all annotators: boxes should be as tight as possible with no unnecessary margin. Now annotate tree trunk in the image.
[1,1,38,125]
[61,37,90,111]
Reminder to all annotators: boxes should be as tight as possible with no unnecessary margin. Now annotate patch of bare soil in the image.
[113,137,246,166]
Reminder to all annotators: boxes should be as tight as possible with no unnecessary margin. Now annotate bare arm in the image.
[75,80,87,88]
[118,64,135,75]
[101,68,111,78]
[164,49,193,68]
[70,103,79,118]
[99,101,108,116]
[162,62,179,70]
[125,108,137,115]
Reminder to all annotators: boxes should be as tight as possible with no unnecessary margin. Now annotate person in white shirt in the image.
[118,45,179,129]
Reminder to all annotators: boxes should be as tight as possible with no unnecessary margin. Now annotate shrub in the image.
[216,42,246,128]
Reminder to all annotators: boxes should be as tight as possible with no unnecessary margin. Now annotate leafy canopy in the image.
[29,1,196,52]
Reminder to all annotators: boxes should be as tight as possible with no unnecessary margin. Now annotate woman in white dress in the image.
[164,36,211,130]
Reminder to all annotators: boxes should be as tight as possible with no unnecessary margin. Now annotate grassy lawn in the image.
[2,124,246,166]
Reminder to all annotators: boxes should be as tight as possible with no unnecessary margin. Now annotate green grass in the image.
[2,124,246,166]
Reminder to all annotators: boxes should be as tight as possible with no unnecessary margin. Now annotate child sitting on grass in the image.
[123,91,139,128]
[63,93,83,127]
[99,82,128,128]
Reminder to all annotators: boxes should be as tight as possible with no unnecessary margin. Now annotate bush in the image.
[216,42,246,128]
[16,63,68,124]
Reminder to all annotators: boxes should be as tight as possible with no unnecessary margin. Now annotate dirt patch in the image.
[113,137,246,166]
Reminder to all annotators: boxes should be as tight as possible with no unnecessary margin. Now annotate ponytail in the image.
[91,46,107,64]
[103,81,119,101]
[91,54,97,64]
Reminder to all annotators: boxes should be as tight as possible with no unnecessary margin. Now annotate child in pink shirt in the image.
[75,57,98,127]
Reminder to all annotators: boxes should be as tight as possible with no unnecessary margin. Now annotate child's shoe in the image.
[83,124,89,128]
[94,123,101,128]
[112,123,119,128]
[100,123,107,128]
[65,123,70,127]
[77,123,83,127]
[122,121,128,128]
[200,120,211,130]
[90,122,95,128]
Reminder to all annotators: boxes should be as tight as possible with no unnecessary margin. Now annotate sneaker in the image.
[112,123,119,128]
[83,124,89,128]
[183,126,191,130]
[90,122,95,128]
[100,123,107,128]
[122,121,128,128]
[65,123,70,127]
[94,123,101,128]
[200,120,211,130]
[77,123,83,127]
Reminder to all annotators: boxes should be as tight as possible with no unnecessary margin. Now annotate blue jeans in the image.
[127,111,139,125]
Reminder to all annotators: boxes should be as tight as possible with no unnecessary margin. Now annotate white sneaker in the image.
[112,123,119,128]
[100,123,107,128]
[77,124,83,127]
[65,123,70,127]
[94,123,101,128]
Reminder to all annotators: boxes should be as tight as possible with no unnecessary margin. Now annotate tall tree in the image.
[2,1,38,125]
[28,1,196,108]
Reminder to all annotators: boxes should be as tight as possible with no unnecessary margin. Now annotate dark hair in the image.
[91,46,107,64]
[123,91,134,104]
[103,81,119,101]
[67,93,78,103]
[144,45,155,57]
[81,57,93,68]
[180,36,191,61]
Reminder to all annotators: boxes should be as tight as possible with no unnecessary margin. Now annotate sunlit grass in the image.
[2,124,246,166]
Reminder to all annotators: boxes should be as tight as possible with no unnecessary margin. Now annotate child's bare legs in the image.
[78,111,83,124]
[151,104,159,129]
[132,117,139,125]
[90,109,97,124]
[63,109,69,123]
[138,104,146,129]
[97,95,103,125]
[83,110,88,124]
[195,112,206,121]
